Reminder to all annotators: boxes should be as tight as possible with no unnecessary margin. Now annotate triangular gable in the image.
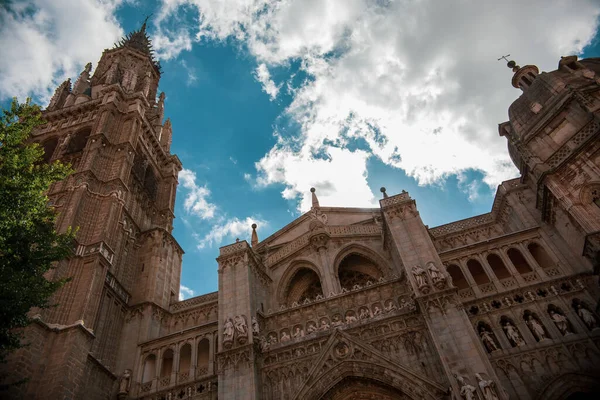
[294,328,447,400]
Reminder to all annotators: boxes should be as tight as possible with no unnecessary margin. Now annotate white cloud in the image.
[152,29,193,60]
[254,63,281,100]
[180,59,198,86]
[157,0,600,208]
[196,216,268,249]
[179,284,195,300]
[0,0,124,103]
[178,168,217,219]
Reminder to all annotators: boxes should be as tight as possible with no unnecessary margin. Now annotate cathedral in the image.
[2,22,600,400]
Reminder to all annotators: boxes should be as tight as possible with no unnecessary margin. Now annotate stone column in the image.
[380,192,508,399]
[458,258,483,296]
[516,242,549,279]
[499,246,526,285]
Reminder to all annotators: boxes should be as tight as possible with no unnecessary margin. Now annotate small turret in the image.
[251,223,258,247]
[505,59,539,91]
[47,79,71,111]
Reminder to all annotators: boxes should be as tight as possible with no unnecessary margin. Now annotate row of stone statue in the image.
[478,303,598,353]
[456,373,501,400]
[412,262,448,294]
[222,315,249,347]
[259,297,416,350]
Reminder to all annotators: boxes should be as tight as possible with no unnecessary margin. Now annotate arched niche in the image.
[40,138,59,163]
[527,242,554,268]
[487,253,511,279]
[143,165,158,200]
[161,348,174,378]
[142,354,156,383]
[467,259,490,284]
[335,246,385,291]
[507,248,532,274]
[65,127,91,154]
[197,338,209,374]
[447,264,468,289]
[280,263,324,306]
[179,343,192,373]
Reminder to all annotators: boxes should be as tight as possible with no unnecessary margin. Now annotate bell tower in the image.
[3,21,183,400]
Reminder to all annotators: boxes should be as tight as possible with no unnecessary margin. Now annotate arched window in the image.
[507,248,532,274]
[179,343,191,373]
[142,354,156,383]
[467,259,489,285]
[285,267,323,306]
[447,264,468,289]
[527,243,554,268]
[40,138,58,163]
[338,253,382,291]
[487,253,511,279]
[65,128,91,154]
[161,349,174,378]
[197,338,209,375]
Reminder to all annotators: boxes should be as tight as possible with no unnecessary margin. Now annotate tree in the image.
[0,98,74,364]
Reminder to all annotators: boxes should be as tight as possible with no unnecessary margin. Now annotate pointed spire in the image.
[113,17,161,73]
[73,62,92,95]
[380,187,388,198]
[251,223,258,247]
[310,187,320,208]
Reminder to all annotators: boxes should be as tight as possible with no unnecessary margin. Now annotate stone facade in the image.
[1,23,600,399]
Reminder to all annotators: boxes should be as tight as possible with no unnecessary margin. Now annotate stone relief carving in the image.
[501,318,525,347]
[384,299,397,313]
[118,369,131,395]
[251,316,260,336]
[234,315,248,344]
[455,374,478,400]
[475,373,500,400]
[524,311,548,341]
[547,305,573,336]
[426,261,446,289]
[223,318,235,348]
[573,299,599,330]
[412,265,430,294]
[477,322,499,353]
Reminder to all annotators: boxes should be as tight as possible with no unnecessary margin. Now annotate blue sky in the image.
[1,0,600,299]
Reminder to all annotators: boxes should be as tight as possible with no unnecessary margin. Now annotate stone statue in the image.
[479,328,499,353]
[476,373,500,400]
[267,332,278,344]
[234,315,248,336]
[331,314,343,327]
[456,375,477,400]
[384,299,397,313]
[359,307,370,319]
[576,304,598,330]
[307,321,317,333]
[549,310,572,335]
[292,326,304,338]
[412,265,429,292]
[251,316,260,336]
[118,369,131,394]
[503,321,525,347]
[345,313,357,324]
[526,315,547,341]
[427,262,446,288]
[280,331,291,343]
[319,318,330,330]
[372,305,382,316]
[223,318,234,343]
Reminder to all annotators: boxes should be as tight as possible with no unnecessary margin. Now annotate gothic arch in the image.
[278,260,324,306]
[536,373,600,400]
[294,359,442,400]
[333,244,389,290]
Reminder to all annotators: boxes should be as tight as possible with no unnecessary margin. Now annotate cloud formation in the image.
[156,0,600,211]
[179,284,195,300]
[254,63,281,100]
[0,0,124,103]
[179,168,217,219]
[195,216,268,249]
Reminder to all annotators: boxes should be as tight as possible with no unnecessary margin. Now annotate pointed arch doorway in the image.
[321,376,409,400]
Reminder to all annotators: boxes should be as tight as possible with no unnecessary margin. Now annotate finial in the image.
[310,187,320,208]
[141,14,152,32]
[251,223,258,247]
[498,54,520,72]
[380,187,388,198]
[236,238,240,243]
